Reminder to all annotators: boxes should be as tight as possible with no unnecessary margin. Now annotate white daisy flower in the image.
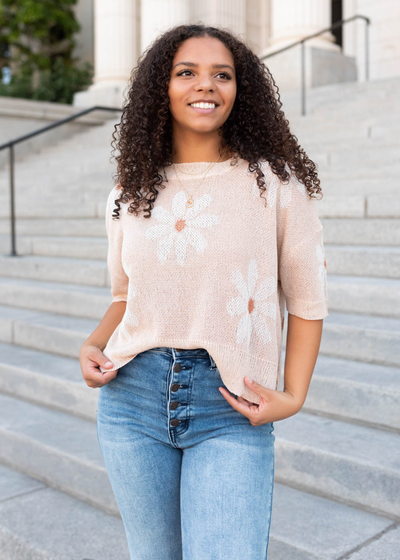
[145,191,219,266]
[227,257,276,347]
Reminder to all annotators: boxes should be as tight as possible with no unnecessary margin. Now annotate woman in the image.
[79,23,328,560]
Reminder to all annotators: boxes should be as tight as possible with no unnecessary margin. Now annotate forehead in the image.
[172,37,234,66]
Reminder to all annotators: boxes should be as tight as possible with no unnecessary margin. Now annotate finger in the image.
[87,348,114,370]
[219,387,254,419]
[85,362,117,385]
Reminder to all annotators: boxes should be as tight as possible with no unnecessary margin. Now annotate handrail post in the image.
[0,106,122,257]
[365,19,370,81]
[301,41,306,116]
[9,144,17,256]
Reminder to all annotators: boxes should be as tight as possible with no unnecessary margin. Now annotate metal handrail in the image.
[261,15,371,116]
[0,105,122,256]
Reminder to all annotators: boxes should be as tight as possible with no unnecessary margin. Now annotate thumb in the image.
[244,376,273,397]
[91,346,114,369]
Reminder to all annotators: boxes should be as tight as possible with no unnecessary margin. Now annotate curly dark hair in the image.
[110,23,322,220]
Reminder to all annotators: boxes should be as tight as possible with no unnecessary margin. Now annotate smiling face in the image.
[168,36,237,135]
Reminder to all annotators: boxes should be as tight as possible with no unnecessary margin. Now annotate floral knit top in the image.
[99,156,329,404]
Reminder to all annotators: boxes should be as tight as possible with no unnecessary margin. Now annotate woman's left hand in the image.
[218,376,302,425]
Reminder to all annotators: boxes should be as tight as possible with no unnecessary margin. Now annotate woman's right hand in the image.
[79,344,118,388]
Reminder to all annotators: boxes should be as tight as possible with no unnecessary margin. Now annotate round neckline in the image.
[162,157,246,181]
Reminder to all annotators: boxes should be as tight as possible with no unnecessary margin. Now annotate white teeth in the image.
[190,102,216,109]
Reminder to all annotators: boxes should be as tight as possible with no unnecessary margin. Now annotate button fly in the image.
[170,401,179,410]
[171,383,180,392]
[174,363,182,372]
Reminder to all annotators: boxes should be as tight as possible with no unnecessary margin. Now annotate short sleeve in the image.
[276,172,328,320]
[105,187,129,303]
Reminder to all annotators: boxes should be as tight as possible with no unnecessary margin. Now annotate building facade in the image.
[73,0,400,107]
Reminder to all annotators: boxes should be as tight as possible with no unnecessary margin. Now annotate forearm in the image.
[81,301,127,352]
[283,313,324,409]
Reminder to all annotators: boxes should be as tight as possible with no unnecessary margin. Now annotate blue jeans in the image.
[96,347,275,560]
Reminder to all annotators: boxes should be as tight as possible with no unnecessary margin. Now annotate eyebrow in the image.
[172,61,235,73]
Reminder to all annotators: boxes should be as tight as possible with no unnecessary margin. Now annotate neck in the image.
[171,130,232,164]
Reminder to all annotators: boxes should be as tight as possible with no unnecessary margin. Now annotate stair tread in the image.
[314,354,400,391]
[0,303,98,332]
[324,311,400,332]
[0,275,110,295]
[0,392,102,465]
[0,463,130,560]
[275,411,400,471]
[0,340,84,384]
[0,460,392,560]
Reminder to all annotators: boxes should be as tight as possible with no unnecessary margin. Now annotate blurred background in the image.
[0,1,399,559]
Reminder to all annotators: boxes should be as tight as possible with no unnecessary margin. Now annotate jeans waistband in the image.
[143,347,217,368]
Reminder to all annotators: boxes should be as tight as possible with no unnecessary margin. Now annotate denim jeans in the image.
[96,347,275,560]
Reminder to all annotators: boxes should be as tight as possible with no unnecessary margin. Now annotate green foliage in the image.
[0,0,93,103]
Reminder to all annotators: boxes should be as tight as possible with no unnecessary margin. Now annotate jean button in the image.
[170,419,180,427]
[170,401,179,410]
[174,363,182,372]
[171,383,180,392]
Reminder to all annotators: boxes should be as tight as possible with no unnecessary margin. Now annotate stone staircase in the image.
[0,77,399,559]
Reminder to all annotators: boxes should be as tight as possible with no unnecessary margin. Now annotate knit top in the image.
[99,156,329,404]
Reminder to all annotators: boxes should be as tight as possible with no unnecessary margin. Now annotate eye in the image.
[177,70,231,80]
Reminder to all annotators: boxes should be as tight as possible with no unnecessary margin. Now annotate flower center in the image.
[248,298,255,314]
[175,219,186,232]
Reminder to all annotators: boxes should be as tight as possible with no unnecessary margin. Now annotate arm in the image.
[83,186,129,351]
[79,186,129,388]
[81,300,127,352]
[283,314,323,409]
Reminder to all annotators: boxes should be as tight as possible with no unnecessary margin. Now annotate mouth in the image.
[188,103,219,114]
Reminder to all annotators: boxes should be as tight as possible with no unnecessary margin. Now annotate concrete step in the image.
[0,391,116,515]
[1,335,399,435]
[274,411,400,520]
[2,245,399,290]
[319,178,400,196]
[305,354,400,432]
[269,483,396,560]
[281,77,400,115]
[0,235,107,259]
[0,254,110,287]
[1,385,399,523]
[0,305,97,358]
[321,218,400,242]
[0,463,130,560]
[0,341,96,422]
[0,461,395,560]
[1,269,398,323]
[317,164,400,182]
[325,245,400,279]
[0,277,110,320]
[326,275,400,319]
[0,218,105,237]
[0,197,107,219]
[2,299,400,367]
[320,311,400,368]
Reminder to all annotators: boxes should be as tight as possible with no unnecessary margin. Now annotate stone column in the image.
[261,0,357,94]
[141,0,190,53]
[192,0,246,36]
[74,0,139,108]
[268,0,338,52]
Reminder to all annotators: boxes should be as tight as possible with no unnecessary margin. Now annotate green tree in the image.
[0,0,93,103]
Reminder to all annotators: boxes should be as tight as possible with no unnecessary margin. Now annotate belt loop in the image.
[208,352,217,370]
